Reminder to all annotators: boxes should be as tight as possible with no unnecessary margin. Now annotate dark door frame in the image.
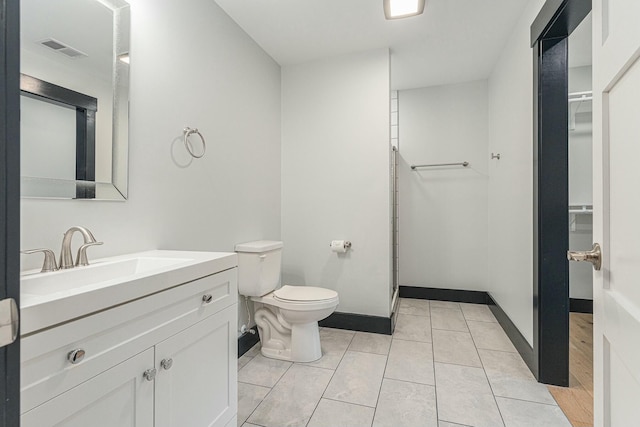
[531,0,592,386]
[0,0,21,423]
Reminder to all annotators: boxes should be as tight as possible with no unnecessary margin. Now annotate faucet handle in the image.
[75,242,103,267]
[21,248,59,272]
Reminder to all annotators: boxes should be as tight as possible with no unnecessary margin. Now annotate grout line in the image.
[430,300,441,425]
[243,359,294,424]
[468,321,507,427]
[382,375,436,388]
[305,332,357,426]
[494,394,561,407]
[322,396,378,409]
[371,340,391,426]
[437,419,471,426]
[434,360,485,370]
[431,325,470,333]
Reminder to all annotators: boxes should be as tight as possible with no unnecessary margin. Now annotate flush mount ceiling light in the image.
[383,0,426,20]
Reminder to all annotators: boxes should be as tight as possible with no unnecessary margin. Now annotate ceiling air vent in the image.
[39,38,88,59]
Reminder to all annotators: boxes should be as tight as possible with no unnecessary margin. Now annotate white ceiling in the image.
[215,0,530,90]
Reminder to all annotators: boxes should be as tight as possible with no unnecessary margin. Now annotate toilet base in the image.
[254,305,324,363]
[259,322,322,362]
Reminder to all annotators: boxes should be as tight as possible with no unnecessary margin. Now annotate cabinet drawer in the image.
[21,268,237,414]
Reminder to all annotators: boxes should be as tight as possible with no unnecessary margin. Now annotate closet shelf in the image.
[569,204,593,214]
[569,91,592,103]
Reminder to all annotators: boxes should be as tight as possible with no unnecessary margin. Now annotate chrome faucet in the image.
[59,226,103,269]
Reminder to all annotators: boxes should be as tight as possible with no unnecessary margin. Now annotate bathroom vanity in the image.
[19,250,238,427]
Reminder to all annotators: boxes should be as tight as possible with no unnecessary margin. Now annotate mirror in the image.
[20,0,130,200]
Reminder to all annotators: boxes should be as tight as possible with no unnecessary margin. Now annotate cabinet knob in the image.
[67,349,86,364]
[143,368,157,381]
[161,358,173,370]
[202,294,213,304]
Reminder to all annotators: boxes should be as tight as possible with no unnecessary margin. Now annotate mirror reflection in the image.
[20,0,130,200]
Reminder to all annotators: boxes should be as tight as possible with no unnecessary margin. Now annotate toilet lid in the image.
[273,285,338,302]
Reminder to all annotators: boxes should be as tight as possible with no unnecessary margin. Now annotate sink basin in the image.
[21,256,190,295]
[20,250,237,335]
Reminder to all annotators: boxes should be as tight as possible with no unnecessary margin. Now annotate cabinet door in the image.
[155,304,237,427]
[21,348,155,427]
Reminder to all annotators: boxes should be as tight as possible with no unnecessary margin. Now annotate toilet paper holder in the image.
[329,241,352,249]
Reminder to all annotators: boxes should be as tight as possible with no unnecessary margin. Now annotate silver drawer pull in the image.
[143,368,157,381]
[67,349,86,364]
[161,358,173,370]
[202,294,213,304]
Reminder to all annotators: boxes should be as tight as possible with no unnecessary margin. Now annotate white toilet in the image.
[235,240,339,362]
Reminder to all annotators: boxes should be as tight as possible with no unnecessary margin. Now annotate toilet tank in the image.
[234,240,284,297]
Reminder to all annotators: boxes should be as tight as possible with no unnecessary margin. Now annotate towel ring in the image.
[183,127,206,159]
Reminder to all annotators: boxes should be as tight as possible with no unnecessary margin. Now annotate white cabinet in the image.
[21,267,238,427]
[156,305,236,427]
[21,348,155,427]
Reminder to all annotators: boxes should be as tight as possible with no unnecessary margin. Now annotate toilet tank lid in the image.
[235,240,283,253]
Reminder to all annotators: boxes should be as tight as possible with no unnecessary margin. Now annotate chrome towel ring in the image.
[183,127,206,159]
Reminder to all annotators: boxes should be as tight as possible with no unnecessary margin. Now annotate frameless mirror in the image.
[20,0,130,200]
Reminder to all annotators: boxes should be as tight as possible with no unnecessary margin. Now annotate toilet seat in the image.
[274,285,338,303]
[251,285,339,311]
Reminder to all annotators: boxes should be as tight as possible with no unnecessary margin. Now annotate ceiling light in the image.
[384,0,426,20]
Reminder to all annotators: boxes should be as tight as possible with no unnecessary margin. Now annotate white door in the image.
[155,304,237,427]
[592,0,640,425]
[20,348,155,427]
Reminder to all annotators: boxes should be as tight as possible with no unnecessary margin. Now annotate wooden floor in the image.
[548,313,594,427]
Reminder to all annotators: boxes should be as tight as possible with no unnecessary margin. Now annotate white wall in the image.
[19,0,282,335]
[569,65,593,300]
[487,0,545,346]
[398,80,489,291]
[281,49,391,318]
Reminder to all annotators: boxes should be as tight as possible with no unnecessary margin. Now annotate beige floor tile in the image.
[438,422,470,427]
[348,331,392,355]
[429,300,461,310]
[237,382,270,425]
[399,298,430,316]
[393,313,432,342]
[238,353,254,370]
[432,329,482,367]
[323,351,387,407]
[238,354,292,388]
[431,307,469,332]
[248,365,333,427]
[496,397,571,427]
[467,320,517,352]
[372,379,437,427]
[479,349,556,405]
[307,399,375,427]
[384,339,434,385]
[244,343,261,357]
[460,303,497,322]
[435,362,504,427]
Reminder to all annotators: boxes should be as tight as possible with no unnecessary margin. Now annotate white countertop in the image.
[20,250,237,335]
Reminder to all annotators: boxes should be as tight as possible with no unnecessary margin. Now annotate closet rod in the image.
[411,161,469,170]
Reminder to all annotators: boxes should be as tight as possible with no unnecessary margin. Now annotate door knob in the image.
[567,243,602,271]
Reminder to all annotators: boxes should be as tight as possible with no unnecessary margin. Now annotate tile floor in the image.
[237,298,572,427]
